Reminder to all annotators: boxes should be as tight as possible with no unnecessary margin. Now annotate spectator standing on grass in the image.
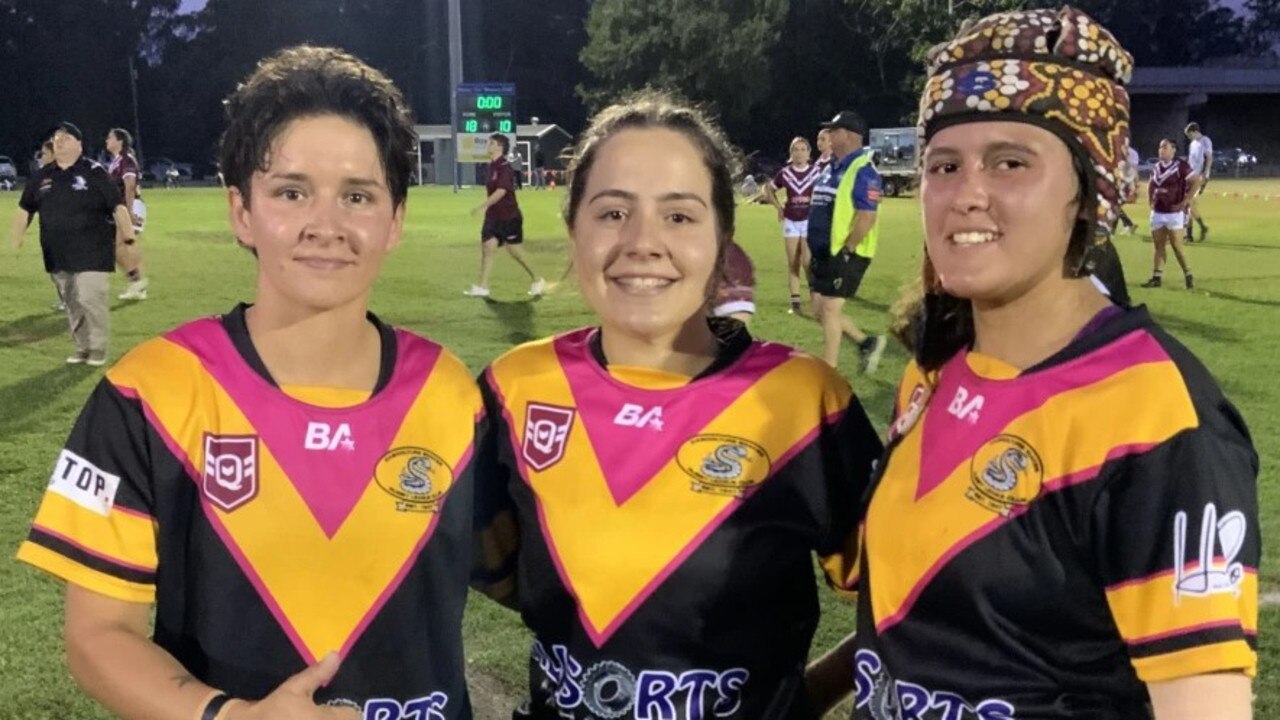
[805,110,887,371]
[10,122,133,366]
[15,46,482,720]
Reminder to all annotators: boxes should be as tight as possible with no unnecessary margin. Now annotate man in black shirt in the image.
[10,121,134,366]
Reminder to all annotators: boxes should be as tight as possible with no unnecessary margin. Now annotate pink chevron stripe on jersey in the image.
[914,329,1171,500]
[554,329,794,506]
[164,318,441,538]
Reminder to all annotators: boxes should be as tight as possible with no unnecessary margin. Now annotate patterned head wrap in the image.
[918,6,1134,236]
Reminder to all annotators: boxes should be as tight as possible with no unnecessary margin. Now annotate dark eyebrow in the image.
[586,188,708,207]
[926,141,1038,157]
[265,171,384,187]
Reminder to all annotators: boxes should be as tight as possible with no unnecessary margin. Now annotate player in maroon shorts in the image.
[765,137,822,314]
[465,133,546,298]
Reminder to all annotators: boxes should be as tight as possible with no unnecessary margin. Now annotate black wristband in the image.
[200,693,233,720]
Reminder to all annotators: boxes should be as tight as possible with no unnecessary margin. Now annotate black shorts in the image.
[810,249,871,299]
[482,216,524,246]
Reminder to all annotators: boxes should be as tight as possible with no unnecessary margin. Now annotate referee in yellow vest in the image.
[806,111,886,371]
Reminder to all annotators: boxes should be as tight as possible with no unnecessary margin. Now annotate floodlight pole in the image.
[448,0,463,191]
[129,53,143,166]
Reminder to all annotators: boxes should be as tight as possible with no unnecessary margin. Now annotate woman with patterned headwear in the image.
[806,8,1257,719]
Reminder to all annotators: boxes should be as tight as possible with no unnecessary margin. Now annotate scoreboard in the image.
[455,82,516,163]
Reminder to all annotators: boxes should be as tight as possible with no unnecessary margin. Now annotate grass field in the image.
[1,180,1277,718]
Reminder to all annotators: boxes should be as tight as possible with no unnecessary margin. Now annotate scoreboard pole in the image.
[447,0,463,191]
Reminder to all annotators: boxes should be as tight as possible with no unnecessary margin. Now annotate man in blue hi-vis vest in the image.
[806,111,887,372]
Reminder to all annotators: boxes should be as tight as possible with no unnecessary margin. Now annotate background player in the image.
[814,127,834,174]
[106,128,150,300]
[1115,138,1140,235]
[1142,138,1195,289]
[473,91,882,720]
[764,136,820,314]
[1184,122,1213,242]
[465,132,545,298]
[712,239,756,325]
[16,46,481,720]
[811,9,1256,718]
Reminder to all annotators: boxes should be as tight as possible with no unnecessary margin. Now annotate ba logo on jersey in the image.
[523,403,576,472]
[614,403,665,431]
[202,433,259,512]
[304,421,355,451]
[947,386,984,424]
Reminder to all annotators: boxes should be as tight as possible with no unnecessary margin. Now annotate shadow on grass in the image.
[0,300,144,349]
[1201,288,1280,309]
[0,313,68,348]
[484,296,542,345]
[0,364,98,434]
[1151,312,1242,344]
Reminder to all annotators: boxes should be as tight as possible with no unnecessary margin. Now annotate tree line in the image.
[0,0,1274,170]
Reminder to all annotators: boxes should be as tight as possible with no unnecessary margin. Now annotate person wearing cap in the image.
[806,110,887,372]
[10,122,134,366]
[1184,122,1213,242]
[807,8,1257,718]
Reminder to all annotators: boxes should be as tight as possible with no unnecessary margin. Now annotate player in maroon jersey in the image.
[106,129,150,300]
[765,137,821,314]
[1141,138,1194,289]
[712,240,756,325]
[465,133,546,298]
[814,128,833,174]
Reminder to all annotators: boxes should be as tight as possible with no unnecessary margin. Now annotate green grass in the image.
[1,181,1277,718]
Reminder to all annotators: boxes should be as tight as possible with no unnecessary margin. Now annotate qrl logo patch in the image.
[523,403,575,472]
[202,434,259,512]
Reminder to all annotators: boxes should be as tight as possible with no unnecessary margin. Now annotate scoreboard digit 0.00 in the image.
[456,82,516,163]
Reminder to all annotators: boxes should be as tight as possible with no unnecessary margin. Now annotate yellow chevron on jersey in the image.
[105,333,478,662]
[868,355,1198,634]
[488,335,849,644]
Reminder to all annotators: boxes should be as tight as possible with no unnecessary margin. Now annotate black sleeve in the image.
[1090,396,1259,683]
[19,172,40,213]
[470,370,522,609]
[93,166,122,212]
[16,379,159,602]
[815,396,884,596]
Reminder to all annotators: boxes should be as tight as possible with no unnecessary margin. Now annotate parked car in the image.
[1213,147,1258,174]
[0,155,17,185]
[1136,157,1159,177]
[145,157,194,183]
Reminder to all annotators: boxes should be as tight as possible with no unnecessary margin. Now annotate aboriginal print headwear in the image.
[918,6,1134,236]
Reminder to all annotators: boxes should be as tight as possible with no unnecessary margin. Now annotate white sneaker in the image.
[463,285,491,297]
[66,352,88,364]
[118,277,149,300]
[529,278,546,296]
[86,352,107,367]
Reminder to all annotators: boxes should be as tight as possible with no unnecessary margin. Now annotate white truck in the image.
[868,127,919,198]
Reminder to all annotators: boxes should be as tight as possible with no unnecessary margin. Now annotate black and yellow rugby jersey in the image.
[853,306,1258,720]
[474,324,882,720]
[17,305,481,719]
